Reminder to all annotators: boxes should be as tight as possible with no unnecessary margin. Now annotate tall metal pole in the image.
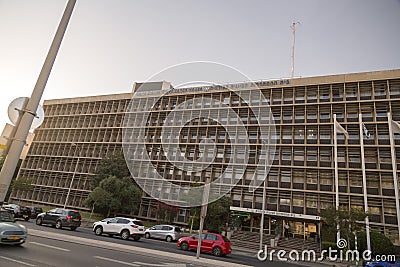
[259,173,266,251]
[0,0,76,203]
[259,140,268,252]
[388,112,400,244]
[196,178,211,259]
[64,144,80,209]
[358,113,371,252]
[333,114,340,242]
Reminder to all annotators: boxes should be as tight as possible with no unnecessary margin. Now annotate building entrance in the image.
[230,207,321,241]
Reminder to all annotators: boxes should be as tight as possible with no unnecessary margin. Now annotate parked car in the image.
[0,208,28,245]
[364,257,400,267]
[2,204,31,221]
[144,224,182,242]
[93,217,145,241]
[177,233,231,257]
[36,208,82,230]
[27,206,43,219]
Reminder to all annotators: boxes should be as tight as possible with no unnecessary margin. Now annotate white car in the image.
[93,217,145,241]
[144,224,182,242]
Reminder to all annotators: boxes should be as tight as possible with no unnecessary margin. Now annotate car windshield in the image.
[0,211,14,222]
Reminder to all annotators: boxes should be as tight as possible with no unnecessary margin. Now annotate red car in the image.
[177,233,231,256]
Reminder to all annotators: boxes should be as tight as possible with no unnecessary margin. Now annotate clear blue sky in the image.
[1,0,400,129]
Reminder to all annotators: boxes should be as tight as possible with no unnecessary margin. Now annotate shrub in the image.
[322,241,338,251]
[355,231,395,256]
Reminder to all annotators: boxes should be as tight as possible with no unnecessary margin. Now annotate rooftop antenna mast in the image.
[290,21,300,78]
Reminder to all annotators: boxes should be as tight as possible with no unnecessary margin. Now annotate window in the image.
[359,82,372,100]
[374,80,387,99]
[205,234,218,240]
[117,218,130,224]
[280,198,291,206]
[345,83,358,100]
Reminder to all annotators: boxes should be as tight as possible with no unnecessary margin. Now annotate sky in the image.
[0,0,400,130]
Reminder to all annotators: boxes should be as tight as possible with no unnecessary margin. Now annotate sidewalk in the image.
[232,245,357,267]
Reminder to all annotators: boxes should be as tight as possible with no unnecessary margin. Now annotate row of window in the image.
[43,79,400,117]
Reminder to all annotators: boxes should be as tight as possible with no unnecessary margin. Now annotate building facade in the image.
[12,70,400,244]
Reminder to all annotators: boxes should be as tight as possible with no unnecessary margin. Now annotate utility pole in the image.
[0,0,76,203]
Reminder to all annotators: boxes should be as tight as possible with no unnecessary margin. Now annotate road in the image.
[0,219,311,267]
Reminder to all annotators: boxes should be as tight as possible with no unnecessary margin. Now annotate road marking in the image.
[94,256,140,266]
[0,256,36,266]
[30,241,71,251]
[132,262,185,267]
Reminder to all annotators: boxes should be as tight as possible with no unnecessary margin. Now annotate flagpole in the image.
[333,114,340,241]
[388,112,400,244]
[359,113,371,252]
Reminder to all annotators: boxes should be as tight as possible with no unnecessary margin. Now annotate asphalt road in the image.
[0,219,309,267]
[0,234,190,267]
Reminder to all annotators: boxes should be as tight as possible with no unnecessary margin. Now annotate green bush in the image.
[188,216,199,230]
[355,231,395,256]
[321,225,337,243]
[322,241,338,251]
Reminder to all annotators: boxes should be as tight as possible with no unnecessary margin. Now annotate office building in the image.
[12,70,400,244]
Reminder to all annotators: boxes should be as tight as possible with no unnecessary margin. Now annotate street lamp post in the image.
[0,0,76,204]
[259,140,268,252]
[64,143,81,209]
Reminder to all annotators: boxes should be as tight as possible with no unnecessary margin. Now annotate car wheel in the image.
[121,230,130,240]
[166,236,173,242]
[145,233,151,239]
[133,235,141,241]
[36,217,43,225]
[70,226,77,231]
[95,226,103,236]
[180,242,189,251]
[55,220,62,229]
[212,246,222,257]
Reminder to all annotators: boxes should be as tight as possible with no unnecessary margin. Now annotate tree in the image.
[152,202,178,224]
[1,156,23,202]
[91,152,130,189]
[320,206,368,248]
[10,177,33,203]
[190,196,231,233]
[85,175,142,217]
[356,231,396,256]
[85,152,142,217]
[11,177,34,192]
[0,156,5,170]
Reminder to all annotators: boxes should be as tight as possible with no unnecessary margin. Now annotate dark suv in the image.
[27,206,43,219]
[2,204,31,221]
[36,208,82,230]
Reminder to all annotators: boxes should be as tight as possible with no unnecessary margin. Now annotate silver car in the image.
[144,224,182,242]
[0,209,28,245]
